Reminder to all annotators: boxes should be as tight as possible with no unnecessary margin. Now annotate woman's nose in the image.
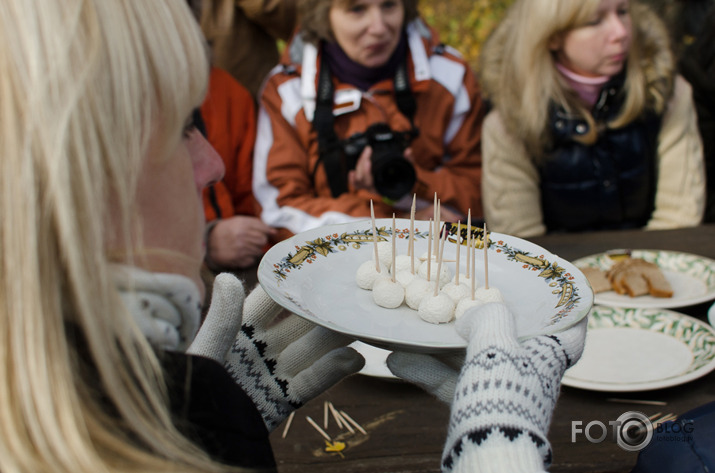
[366,7,388,34]
[189,130,225,193]
[608,13,629,41]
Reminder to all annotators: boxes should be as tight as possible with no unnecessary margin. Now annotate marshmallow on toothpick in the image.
[373,214,404,308]
[418,230,455,323]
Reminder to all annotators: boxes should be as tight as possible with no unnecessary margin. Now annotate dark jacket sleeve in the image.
[163,351,277,471]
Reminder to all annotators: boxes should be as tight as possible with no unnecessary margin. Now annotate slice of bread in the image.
[580,267,611,293]
[605,257,673,298]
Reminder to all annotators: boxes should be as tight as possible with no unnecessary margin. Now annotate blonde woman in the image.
[480,0,705,238]
[0,1,363,472]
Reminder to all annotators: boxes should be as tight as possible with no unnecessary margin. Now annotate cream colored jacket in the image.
[483,75,705,238]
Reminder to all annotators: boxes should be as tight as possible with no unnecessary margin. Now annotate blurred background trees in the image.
[420,0,514,72]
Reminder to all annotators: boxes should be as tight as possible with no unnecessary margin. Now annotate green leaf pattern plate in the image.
[563,306,715,391]
[573,250,715,309]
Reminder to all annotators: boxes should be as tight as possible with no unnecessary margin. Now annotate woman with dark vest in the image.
[479,0,705,238]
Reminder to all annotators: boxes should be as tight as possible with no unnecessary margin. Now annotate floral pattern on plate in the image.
[258,218,593,352]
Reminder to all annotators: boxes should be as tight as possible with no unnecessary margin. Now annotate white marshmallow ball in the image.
[442,281,471,304]
[405,277,434,310]
[372,278,405,309]
[372,241,392,271]
[356,260,384,290]
[476,286,504,303]
[418,293,455,324]
[395,269,417,288]
[417,260,451,288]
[455,297,483,319]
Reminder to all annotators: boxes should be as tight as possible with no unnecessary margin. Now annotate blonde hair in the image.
[0,1,233,472]
[298,0,420,44]
[480,0,674,157]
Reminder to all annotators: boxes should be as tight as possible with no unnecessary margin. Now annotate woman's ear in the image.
[548,34,563,52]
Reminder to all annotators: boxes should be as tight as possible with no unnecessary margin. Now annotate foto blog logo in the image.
[571,411,654,452]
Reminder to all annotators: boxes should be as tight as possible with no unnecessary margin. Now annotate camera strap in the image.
[312,52,417,198]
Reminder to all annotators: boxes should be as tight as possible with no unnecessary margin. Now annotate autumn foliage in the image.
[420,0,514,72]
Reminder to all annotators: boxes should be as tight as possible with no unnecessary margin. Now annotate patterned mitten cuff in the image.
[442,302,584,472]
[224,287,365,431]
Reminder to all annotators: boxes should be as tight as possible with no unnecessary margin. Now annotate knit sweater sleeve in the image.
[647,75,706,229]
[482,111,546,237]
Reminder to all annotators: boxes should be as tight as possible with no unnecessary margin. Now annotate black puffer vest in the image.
[539,73,663,233]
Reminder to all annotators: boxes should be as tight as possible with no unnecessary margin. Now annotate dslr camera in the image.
[342,123,417,201]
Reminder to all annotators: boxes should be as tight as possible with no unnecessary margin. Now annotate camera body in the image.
[342,123,417,201]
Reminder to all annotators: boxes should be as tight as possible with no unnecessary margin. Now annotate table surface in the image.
[267,225,715,473]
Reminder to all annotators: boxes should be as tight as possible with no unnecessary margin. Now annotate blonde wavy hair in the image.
[0,1,236,472]
[479,0,674,157]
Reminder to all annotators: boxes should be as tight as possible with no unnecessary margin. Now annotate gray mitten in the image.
[189,273,365,432]
[442,302,587,473]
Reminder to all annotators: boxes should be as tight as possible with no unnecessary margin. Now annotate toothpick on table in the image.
[306,416,332,442]
[282,411,295,439]
[483,222,489,290]
[607,398,668,406]
[434,226,447,297]
[323,401,329,429]
[327,401,344,429]
[370,200,380,273]
[340,410,367,435]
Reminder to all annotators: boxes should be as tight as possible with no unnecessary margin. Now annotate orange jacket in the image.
[253,19,485,237]
[201,67,258,221]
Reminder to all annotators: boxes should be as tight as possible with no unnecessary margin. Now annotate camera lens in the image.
[372,156,416,201]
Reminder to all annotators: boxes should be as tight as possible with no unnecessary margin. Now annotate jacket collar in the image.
[299,19,433,122]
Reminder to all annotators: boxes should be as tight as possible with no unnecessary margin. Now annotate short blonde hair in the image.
[0,1,233,471]
[299,0,420,44]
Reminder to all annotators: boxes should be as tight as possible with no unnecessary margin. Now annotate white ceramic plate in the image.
[350,341,395,379]
[573,250,715,309]
[709,302,715,328]
[563,306,715,392]
[258,218,592,353]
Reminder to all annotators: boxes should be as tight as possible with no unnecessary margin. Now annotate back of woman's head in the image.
[0,1,222,472]
[298,0,420,44]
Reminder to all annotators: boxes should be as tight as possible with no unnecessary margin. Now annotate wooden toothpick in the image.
[483,222,489,290]
[370,200,380,273]
[455,221,461,286]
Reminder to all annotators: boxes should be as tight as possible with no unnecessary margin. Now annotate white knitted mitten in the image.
[442,302,587,473]
[189,273,365,432]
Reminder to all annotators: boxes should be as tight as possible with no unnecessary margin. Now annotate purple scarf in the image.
[322,32,408,91]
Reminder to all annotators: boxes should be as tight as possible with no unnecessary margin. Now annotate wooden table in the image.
[268,225,715,472]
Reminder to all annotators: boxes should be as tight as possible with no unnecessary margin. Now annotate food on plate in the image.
[441,280,470,304]
[581,257,673,298]
[418,292,455,324]
[355,260,384,290]
[372,277,405,309]
[580,266,611,293]
[404,276,434,309]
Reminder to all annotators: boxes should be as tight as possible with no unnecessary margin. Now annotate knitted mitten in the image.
[442,302,586,473]
[189,273,365,432]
